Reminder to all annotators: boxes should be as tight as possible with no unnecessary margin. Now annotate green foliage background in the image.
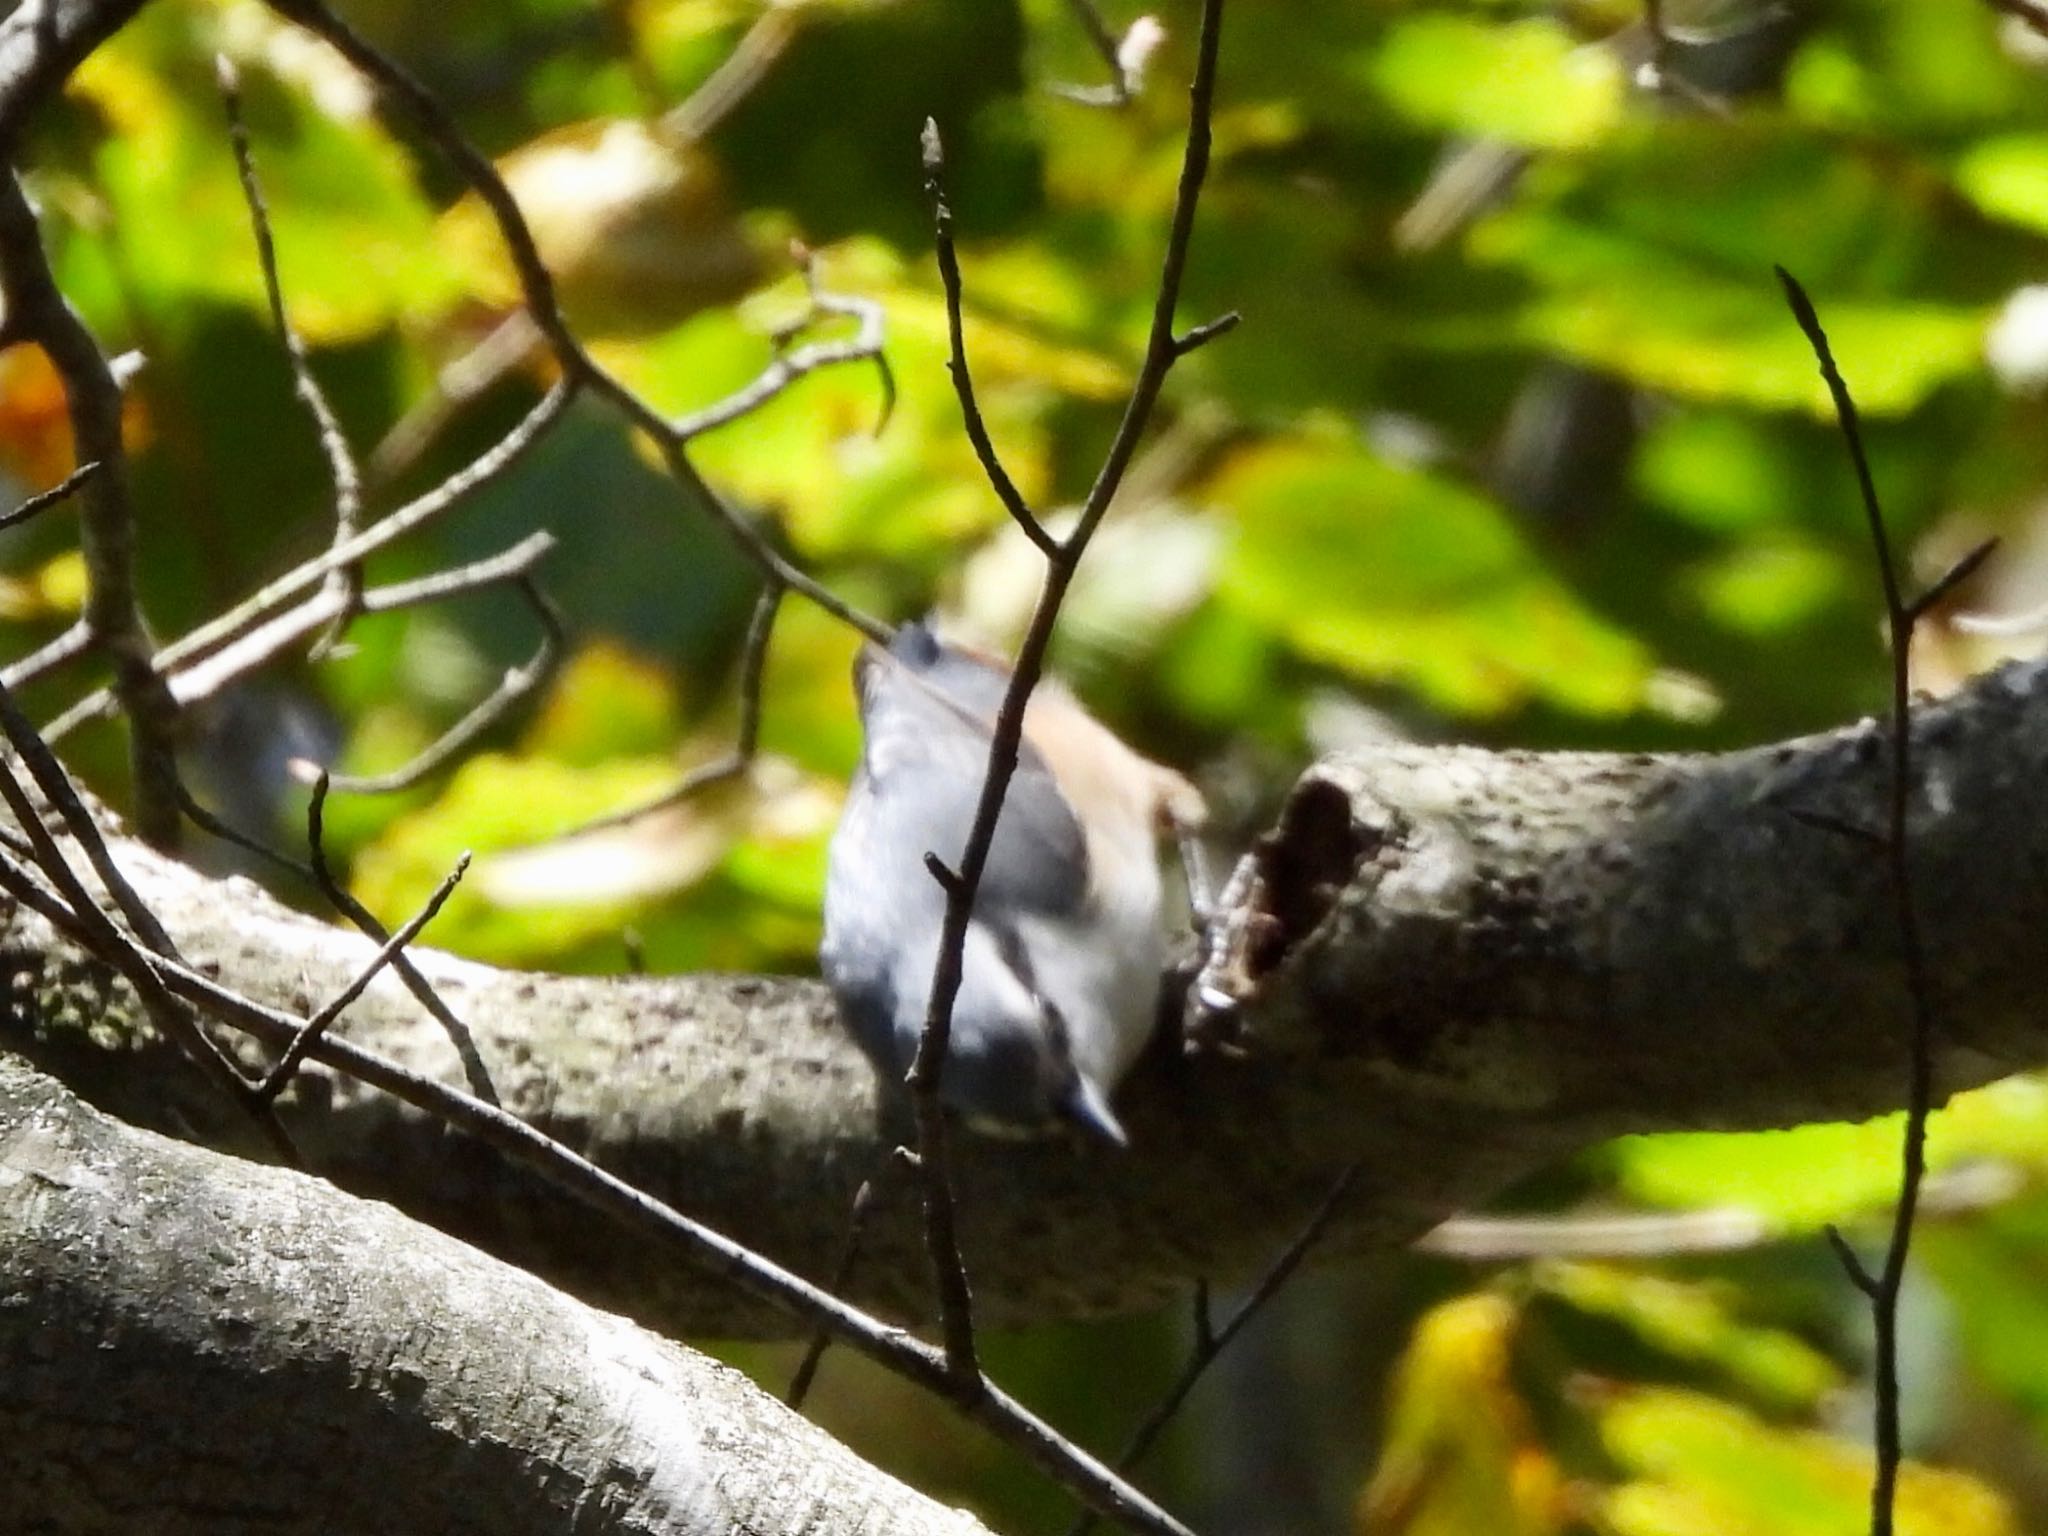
[9,0,2048,1529]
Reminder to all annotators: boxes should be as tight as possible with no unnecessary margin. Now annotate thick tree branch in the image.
[0,171,181,846]
[0,1053,987,1536]
[0,0,149,155]
[5,656,2046,1340]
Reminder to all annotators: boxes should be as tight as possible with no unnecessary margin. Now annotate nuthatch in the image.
[821,621,1205,1145]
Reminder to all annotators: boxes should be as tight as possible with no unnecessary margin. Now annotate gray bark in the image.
[0,0,149,154]
[0,1052,988,1536]
[6,653,2045,1339]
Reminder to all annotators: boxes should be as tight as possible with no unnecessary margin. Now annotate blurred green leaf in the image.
[1215,432,1652,716]
[1609,1076,2048,1232]
[1369,15,1625,151]
[65,4,459,341]
[1923,1199,2048,1437]
[1954,134,2048,238]
[1688,540,1848,636]
[1475,208,1988,414]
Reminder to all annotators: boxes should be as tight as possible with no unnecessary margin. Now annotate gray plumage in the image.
[821,622,1198,1144]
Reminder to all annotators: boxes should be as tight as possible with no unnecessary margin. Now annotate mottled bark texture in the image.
[0,1055,988,1536]
[5,654,2046,1342]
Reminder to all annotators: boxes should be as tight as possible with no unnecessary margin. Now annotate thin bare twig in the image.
[1826,1223,1881,1299]
[922,123,1056,558]
[0,172,180,845]
[265,0,890,647]
[161,532,557,718]
[554,577,782,839]
[907,0,1229,1392]
[658,3,802,145]
[0,457,98,532]
[1903,537,1998,628]
[1067,1162,1362,1536]
[366,311,539,492]
[787,1174,880,1410]
[0,619,94,692]
[1417,1164,2025,1261]
[1779,266,1950,1536]
[670,252,895,444]
[323,575,563,795]
[217,54,367,659]
[254,850,469,1102]
[294,766,499,1104]
[175,777,314,883]
[44,385,576,745]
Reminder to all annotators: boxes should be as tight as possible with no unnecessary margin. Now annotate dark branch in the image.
[907,0,1229,1392]
[0,171,180,845]
[1779,265,1942,1536]
[922,120,1057,558]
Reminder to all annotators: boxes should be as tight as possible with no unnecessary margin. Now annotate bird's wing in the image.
[857,642,1089,917]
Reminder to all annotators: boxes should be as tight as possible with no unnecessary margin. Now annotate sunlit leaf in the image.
[0,344,147,492]
[1596,1388,2014,1536]
[0,552,89,622]
[1609,1076,2048,1232]
[1358,1293,1569,1536]
[1215,432,1652,716]
[1369,14,1626,151]
[66,3,459,340]
[1954,134,2048,238]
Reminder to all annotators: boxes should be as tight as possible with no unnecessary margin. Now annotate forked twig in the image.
[0,172,180,845]
[160,532,556,719]
[265,0,891,647]
[43,384,578,746]
[787,1174,881,1410]
[322,576,564,795]
[1068,1162,1362,1536]
[906,0,1230,1391]
[254,851,470,1103]
[1778,266,1975,1536]
[669,250,895,444]
[294,766,500,1104]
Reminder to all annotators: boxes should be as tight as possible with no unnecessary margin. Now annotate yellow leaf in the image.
[1359,1294,1570,1536]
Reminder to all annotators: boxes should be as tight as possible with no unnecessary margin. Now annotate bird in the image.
[820,620,1205,1145]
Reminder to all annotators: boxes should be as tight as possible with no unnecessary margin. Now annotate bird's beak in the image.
[1061,1075,1129,1148]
